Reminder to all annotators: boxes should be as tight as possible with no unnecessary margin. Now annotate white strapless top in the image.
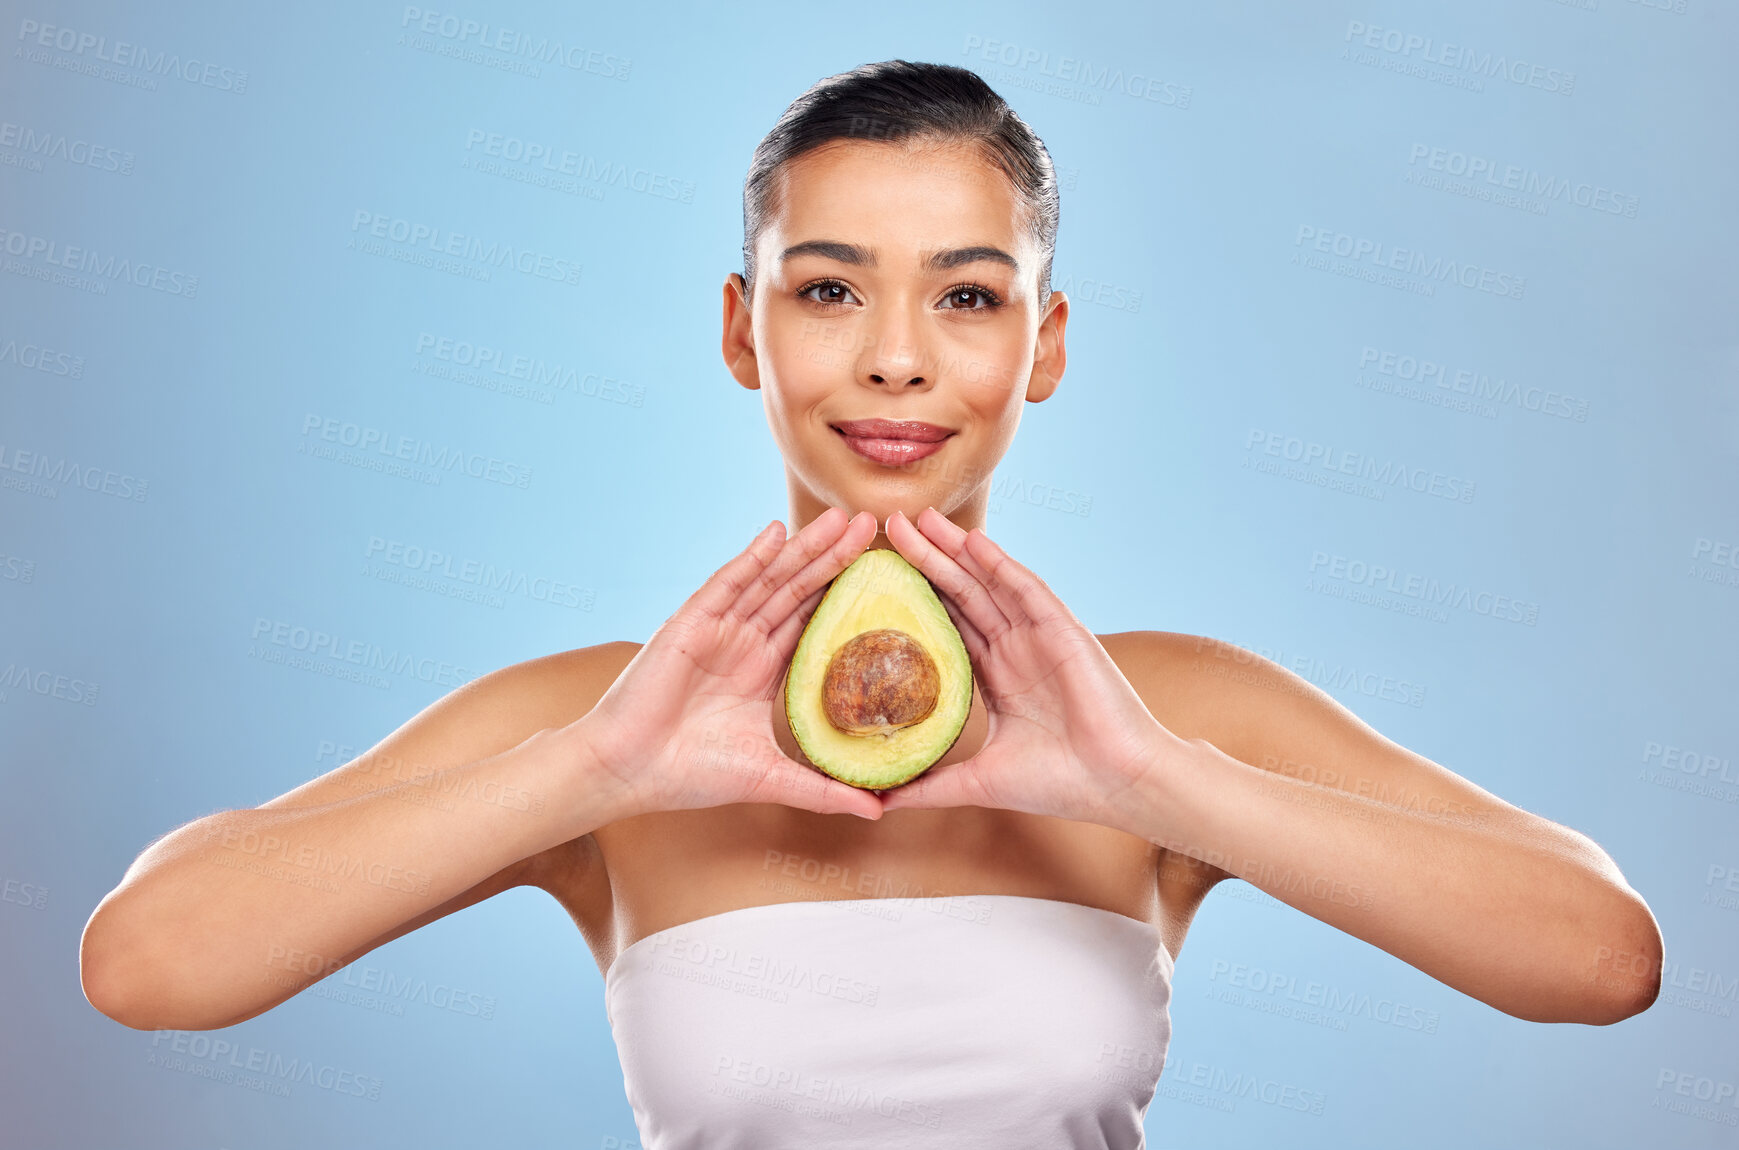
[604,894,1174,1149]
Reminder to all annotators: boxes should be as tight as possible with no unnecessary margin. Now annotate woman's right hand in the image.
[576,506,886,820]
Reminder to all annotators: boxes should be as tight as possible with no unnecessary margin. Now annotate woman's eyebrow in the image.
[779,240,1019,273]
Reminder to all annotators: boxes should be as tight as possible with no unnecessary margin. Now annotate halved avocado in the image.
[785,548,973,790]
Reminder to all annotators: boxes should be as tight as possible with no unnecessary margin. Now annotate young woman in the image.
[80,61,1662,1147]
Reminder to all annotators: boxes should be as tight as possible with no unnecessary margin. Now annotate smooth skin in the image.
[80,136,1661,1034]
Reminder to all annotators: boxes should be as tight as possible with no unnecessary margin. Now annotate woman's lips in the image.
[831,420,954,466]
[838,433,950,465]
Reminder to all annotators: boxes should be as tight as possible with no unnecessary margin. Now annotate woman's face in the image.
[723,136,1067,537]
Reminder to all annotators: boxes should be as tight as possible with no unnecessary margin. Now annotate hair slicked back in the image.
[741,60,1060,309]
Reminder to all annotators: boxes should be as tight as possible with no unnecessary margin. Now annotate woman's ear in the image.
[722,272,760,391]
[1025,289,1068,403]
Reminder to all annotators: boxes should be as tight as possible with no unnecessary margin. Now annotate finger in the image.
[902,513,996,665]
[912,509,1040,631]
[900,508,1027,633]
[959,522,1080,637]
[911,507,1011,619]
[729,507,850,624]
[878,758,985,812]
[768,580,830,655]
[884,510,1012,643]
[745,509,876,633]
[762,756,887,820]
[931,576,992,671]
[682,518,792,623]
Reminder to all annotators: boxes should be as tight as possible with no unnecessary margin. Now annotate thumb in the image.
[877,759,977,812]
[768,756,887,820]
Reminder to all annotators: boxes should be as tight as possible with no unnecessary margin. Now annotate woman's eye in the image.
[800,280,858,306]
[940,286,1001,310]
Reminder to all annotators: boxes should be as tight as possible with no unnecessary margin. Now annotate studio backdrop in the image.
[3,2,1735,1147]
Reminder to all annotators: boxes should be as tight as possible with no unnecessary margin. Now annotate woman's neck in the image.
[784,478,989,551]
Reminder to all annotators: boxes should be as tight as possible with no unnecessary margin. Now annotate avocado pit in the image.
[821,628,940,736]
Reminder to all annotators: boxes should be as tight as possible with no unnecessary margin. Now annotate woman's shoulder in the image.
[1091,629,1311,766]
[1093,630,1502,831]
[477,639,643,728]
[1093,628,1241,697]
[522,638,643,677]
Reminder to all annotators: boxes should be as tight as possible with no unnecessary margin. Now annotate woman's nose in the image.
[860,327,932,389]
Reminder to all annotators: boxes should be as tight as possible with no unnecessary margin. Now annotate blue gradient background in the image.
[3,1,1736,1147]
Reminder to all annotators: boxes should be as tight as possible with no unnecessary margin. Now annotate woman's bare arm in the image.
[78,643,641,1032]
[82,510,890,1032]
[1123,632,1662,1025]
[871,510,1661,1027]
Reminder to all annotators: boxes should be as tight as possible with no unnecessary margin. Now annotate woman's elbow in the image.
[1580,888,1664,1025]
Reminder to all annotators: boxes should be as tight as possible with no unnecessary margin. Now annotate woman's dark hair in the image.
[741,59,1060,309]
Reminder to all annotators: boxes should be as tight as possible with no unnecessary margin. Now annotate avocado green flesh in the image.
[785,549,973,789]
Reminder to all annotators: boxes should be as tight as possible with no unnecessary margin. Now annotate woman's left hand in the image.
[876,508,1185,832]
